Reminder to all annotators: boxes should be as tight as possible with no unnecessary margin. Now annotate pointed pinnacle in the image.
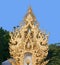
[28,7,32,13]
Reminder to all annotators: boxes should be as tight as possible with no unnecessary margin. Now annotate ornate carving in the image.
[9,7,49,65]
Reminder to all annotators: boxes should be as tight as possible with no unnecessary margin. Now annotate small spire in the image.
[28,7,32,13]
[24,7,36,24]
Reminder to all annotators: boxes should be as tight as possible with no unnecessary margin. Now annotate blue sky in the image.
[0,0,60,44]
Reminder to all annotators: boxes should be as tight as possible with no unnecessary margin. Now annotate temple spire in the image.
[24,7,36,24]
[28,7,32,13]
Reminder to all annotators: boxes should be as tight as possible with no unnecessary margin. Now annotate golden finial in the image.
[28,7,32,13]
[24,7,36,24]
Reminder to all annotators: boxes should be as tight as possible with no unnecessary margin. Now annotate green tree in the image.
[47,43,60,65]
[0,27,10,64]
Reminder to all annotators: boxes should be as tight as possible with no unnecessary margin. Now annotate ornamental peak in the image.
[24,7,36,24]
[28,7,32,13]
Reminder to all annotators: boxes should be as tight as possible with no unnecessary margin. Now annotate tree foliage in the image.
[47,43,60,65]
[0,27,10,64]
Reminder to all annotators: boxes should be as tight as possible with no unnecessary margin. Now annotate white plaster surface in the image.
[24,53,32,65]
[2,60,11,65]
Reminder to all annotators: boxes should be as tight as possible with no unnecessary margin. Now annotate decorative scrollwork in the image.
[9,7,49,65]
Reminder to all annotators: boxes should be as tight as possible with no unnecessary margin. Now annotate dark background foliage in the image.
[0,27,60,65]
[47,43,60,65]
[0,27,10,65]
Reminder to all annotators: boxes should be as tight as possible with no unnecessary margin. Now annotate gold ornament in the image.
[9,7,49,65]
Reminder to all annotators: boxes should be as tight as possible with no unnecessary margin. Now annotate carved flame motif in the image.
[9,7,49,65]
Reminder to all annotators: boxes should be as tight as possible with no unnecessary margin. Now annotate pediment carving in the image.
[9,7,49,65]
